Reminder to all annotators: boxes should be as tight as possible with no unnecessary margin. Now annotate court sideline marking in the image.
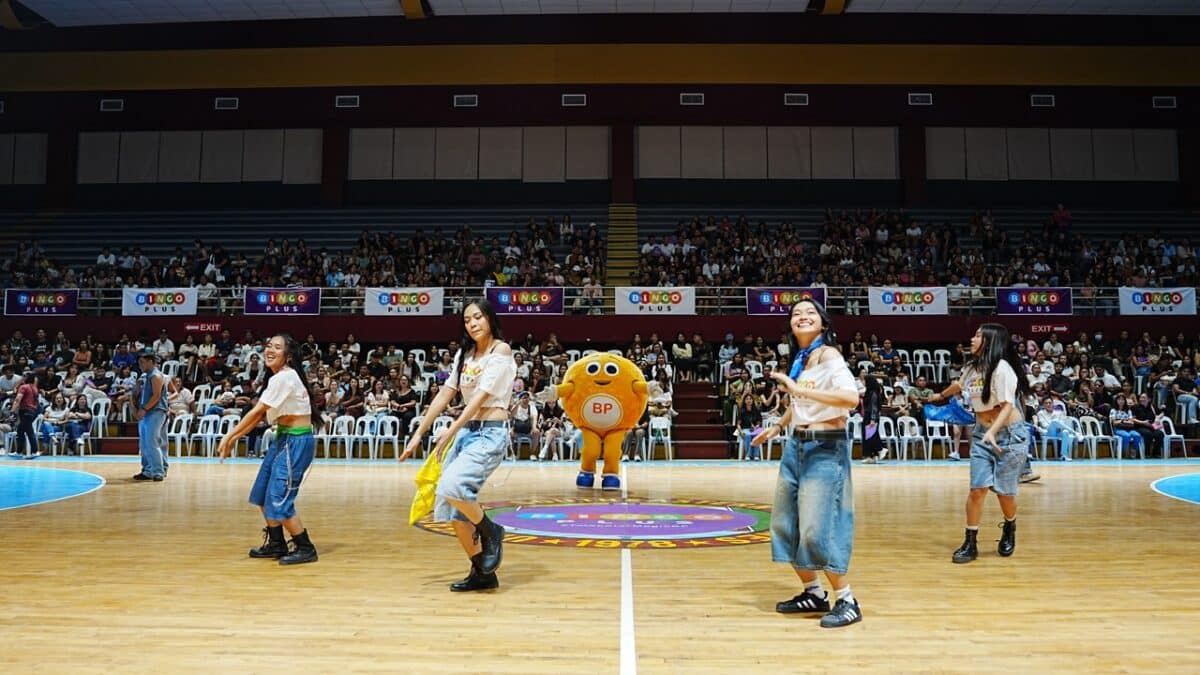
[620,462,637,675]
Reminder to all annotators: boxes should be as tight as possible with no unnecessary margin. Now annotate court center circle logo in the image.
[415,497,773,549]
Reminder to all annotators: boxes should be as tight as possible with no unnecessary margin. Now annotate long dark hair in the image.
[455,298,504,386]
[786,298,837,368]
[971,323,1031,407]
[260,333,322,429]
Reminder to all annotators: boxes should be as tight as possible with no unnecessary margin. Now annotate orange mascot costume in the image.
[539,353,648,490]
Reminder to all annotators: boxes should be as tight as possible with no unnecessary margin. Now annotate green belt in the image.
[276,425,313,436]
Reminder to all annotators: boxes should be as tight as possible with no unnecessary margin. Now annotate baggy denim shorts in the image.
[249,432,315,521]
[771,436,854,575]
[969,421,1027,497]
[434,425,508,522]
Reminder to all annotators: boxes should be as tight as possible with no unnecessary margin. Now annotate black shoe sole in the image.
[450,577,499,592]
[951,555,977,564]
[279,551,318,565]
[249,549,286,559]
[776,604,830,614]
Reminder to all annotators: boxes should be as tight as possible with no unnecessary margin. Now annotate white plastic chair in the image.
[933,350,952,382]
[897,416,928,461]
[925,420,953,458]
[161,360,181,379]
[326,415,356,459]
[375,416,402,460]
[189,414,222,457]
[401,416,423,459]
[349,417,376,459]
[648,415,673,461]
[191,384,212,402]
[90,398,110,439]
[408,348,428,373]
[216,416,242,457]
[1161,417,1188,459]
[878,417,898,459]
[761,414,785,461]
[744,360,763,381]
[565,349,581,366]
[912,350,935,382]
[168,414,193,457]
[429,415,454,454]
[847,414,862,456]
[1078,416,1108,460]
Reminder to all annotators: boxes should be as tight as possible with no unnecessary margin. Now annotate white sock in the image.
[835,585,856,605]
[804,580,825,597]
[966,525,979,531]
[1005,516,1016,523]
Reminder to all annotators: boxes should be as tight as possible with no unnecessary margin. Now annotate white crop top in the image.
[957,361,1019,412]
[447,347,517,410]
[788,355,858,427]
[259,367,312,424]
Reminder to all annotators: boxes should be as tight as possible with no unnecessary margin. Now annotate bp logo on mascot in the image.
[538,353,649,491]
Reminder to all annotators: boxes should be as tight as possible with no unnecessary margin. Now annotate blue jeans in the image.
[771,437,854,575]
[742,430,760,460]
[1179,394,1198,422]
[435,425,508,523]
[65,421,89,444]
[1113,429,1143,456]
[970,422,1027,496]
[1043,420,1075,460]
[249,431,315,521]
[39,422,63,446]
[138,410,168,478]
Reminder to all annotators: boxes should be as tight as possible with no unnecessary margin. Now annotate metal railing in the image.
[35,286,1148,316]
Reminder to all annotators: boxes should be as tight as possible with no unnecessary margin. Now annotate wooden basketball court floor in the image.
[2,457,1198,674]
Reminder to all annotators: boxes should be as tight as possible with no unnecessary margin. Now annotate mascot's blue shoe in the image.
[601,474,621,491]
[576,471,595,488]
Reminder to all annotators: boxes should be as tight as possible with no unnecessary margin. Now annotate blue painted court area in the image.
[1152,473,1200,505]
[0,465,106,511]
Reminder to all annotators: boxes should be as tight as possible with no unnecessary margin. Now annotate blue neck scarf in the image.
[789,335,824,381]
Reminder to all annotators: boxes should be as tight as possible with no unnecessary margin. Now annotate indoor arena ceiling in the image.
[12,0,1200,27]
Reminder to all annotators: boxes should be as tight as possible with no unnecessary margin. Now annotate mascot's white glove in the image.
[535,386,559,404]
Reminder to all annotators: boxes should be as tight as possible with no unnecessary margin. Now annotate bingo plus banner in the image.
[868,287,948,315]
[5,289,79,316]
[994,287,1073,316]
[122,288,198,316]
[485,287,565,315]
[365,288,444,316]
[243,288,321,315]
[1119,287,1196,316]
[615,287,696,315]
[745,287,827,315]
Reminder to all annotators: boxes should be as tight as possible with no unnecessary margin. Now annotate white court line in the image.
[619,463,637,675]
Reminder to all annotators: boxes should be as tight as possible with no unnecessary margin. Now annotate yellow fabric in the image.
[408,444,445,526]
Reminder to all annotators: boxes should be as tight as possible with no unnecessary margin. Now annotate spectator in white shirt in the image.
[96,247,116,267]
[1042,334,1064,357]
[153,330,176,360]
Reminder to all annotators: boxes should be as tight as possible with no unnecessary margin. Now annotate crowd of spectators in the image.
[632,207,1199,311]
[0,216,607,292]
[5,323,1196,460]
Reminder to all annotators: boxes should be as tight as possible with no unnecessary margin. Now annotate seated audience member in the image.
[1033,396,1077,461]
[39,392,70,448]
[1108,395,1144,459]
[63,395,93,453]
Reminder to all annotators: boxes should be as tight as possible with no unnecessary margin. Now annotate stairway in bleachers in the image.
[0,206,610,269]
[605,203,639,286]
[664,380,729,460]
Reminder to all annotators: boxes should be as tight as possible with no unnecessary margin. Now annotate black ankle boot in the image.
[952,528,978,564]
[249,525,288,559]
[998,519,1016,557]
[450,554,499,592]
[475,515,505,574]
[279,529,318,565]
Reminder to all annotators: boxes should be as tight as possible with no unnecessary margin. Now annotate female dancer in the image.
[931,323,1031,564]
[751,298,863,628]
[401,298,516,592]
[216,334,319,566]
[859,374,886,463]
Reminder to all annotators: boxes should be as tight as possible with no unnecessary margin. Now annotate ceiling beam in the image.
[0,0,33,30]
[400,0,428,19]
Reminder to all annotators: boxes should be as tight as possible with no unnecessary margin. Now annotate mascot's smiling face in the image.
[561,353,648,432]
